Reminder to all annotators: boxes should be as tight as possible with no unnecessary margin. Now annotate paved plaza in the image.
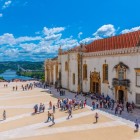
[0,81,140,140]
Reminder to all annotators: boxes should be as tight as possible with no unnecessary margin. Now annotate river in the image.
[0,70,33,81]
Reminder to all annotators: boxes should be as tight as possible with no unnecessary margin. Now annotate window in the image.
[136,93,140,104]
[103,64,108,83]
[118,68,125,80]
[65,61,68,71]
[136,72,140,87]
[73,73,75,85]
[83,64,87,79]
[56,65,58,80]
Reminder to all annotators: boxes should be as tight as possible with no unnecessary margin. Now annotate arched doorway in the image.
[90,70,101,94]
[118,90,124,103]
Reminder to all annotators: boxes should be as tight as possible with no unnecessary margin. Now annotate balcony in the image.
[112,78,130,87]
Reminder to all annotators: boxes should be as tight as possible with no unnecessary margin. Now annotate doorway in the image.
[118,90,124,103]
[90,70,101,94]
[93,82,99,93]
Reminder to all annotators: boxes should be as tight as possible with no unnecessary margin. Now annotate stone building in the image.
[44,57,58,85]
[45,30,140,106]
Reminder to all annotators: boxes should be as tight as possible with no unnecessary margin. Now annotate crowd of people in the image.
[59,90,65,96]
[10,82,41,91]
[21,83,34,91]
[33,103,45,114]
[1,81,139,132]
[43,95,101,126]
[13,85,18,91]
[89,93,136,116]
[3,84,8,88]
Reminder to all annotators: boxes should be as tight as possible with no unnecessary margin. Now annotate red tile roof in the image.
[85,30,140,52]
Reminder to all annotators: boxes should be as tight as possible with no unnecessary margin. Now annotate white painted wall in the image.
[60,54,68,89]
[68,52,78,92]
[82,53,140,103]
[58,51,140,104]
[53,65,56,85]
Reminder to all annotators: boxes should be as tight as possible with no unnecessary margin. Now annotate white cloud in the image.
[1,24,116,61]
[43,27,65,36]
[56,37,79,50]
[19,43,38,52]
[16,36,42,43]
[34,27,77,54]
[2,0,12,9]
[44,34,62,41]
[80,36,102,44]
[0,33,42,46]
[78,32,83,39]
[80,24,116,45]
[93,24,116,37]
[0,33,16,45]
[0,13,3,17]
[18,31,79,58]
[121,26,140,34]
[80,37,94,44]
[0,24,80,60]
[4,48,19,57]
[0,24,118,61]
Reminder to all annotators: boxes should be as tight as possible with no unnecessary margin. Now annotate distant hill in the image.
[0,61,44,74]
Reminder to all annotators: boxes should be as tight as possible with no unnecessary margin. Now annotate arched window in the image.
[65,61,68,71]
[83,64,87,79]
[73,73,75,85]
[103,64,108,83]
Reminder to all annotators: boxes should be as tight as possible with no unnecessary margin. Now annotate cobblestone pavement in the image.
[49,86,140,123]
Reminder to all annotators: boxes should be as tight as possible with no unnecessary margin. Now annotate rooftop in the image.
[85,30,140,52]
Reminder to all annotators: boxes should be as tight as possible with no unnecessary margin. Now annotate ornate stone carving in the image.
[90,70,101,94]
[83,47,140,58]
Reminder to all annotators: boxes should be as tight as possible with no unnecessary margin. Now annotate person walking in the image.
[119,106,122,115]
[3,110,6,120]
[57,99,60,108]
[81,100,84,109]
[15,86,18,91]
[34,104,38,114]
[95,112,99,123]
[53,105,55,113]
[115,106,118,115]
[92,101,95,110]
[67,109,72,119]
[51,113,55,125]
[49,101,52,109]
[84,97,87,107]
[46,111,51,122]
[135,119,139,132]
[42,104,45,112]
[39,103,42,113]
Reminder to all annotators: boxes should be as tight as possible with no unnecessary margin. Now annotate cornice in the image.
[83,47,140,57]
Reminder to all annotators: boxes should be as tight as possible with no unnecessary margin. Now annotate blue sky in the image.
[0,0,140,61]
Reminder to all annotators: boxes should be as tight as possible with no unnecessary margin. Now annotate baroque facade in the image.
[45,30,140,106]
